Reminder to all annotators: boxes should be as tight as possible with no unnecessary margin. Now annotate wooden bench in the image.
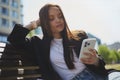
[0,42,42,80]
[0,41,120,80]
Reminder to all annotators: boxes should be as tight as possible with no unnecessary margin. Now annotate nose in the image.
[55,17,60,23]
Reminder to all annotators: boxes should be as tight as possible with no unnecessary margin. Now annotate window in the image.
[12,10,18,18]
[11,0,18,8]
[1,18,9,27]
[0,35,7,43]
[1,0,9,4]
[1,7,9,16]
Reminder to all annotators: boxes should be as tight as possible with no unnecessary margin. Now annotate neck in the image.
[53,33,62,39]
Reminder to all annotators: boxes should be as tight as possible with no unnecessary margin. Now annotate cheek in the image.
[50,21,56,29]
[50,24,56,33]
[50,26,55,33]
[50,21,54,27]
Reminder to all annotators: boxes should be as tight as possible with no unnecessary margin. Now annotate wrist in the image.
[94,56,99,66]
[36,19,40,26]
[26,21,38,30]
[94,59,99,66]
[24,23,33,30]
[24,19,40,31]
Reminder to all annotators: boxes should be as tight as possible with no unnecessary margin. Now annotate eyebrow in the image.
[49,10,62,16]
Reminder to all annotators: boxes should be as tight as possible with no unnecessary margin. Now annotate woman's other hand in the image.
[25,19,40,30]
[36,19,41,26]
[80,48,99,66]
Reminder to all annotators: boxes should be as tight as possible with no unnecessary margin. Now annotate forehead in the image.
[48,7,61,15]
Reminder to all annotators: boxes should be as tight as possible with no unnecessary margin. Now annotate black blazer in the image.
[7,24,108,80]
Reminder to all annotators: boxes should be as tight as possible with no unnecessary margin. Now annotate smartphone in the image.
[79,38,96,59]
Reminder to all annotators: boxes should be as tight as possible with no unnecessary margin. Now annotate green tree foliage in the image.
[115,51,120,63]
[98,45,120,64]
[98,45,110,63]
[109,50,117,64]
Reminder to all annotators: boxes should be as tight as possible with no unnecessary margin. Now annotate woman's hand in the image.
[80,48,99,66]
[25,19,40,30]
[36,19,41,26]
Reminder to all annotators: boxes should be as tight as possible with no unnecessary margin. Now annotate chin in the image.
[59,28,64,32]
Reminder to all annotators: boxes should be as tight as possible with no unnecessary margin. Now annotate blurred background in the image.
[0,0,120,67]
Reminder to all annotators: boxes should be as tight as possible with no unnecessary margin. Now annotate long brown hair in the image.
[39,4,76,69]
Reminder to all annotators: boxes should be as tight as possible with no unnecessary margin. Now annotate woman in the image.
[8,3,108,80]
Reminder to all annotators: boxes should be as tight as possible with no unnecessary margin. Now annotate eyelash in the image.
[49,15,63,21]
[49,18,54,21]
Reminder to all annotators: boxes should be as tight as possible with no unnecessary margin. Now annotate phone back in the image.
[79,38,96,59]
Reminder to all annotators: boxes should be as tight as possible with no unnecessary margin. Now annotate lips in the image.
[56,24,63,28]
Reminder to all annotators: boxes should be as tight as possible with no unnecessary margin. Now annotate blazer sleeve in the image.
[7,24,40,53]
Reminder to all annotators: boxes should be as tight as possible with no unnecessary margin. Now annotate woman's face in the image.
[48,6,64,35]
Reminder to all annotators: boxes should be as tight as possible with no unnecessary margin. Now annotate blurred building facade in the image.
[87,33,101,45]
[0,0,23,43]
[107,42,120,51]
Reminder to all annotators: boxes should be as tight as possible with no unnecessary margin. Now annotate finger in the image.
[89,49,97,56]
[88,49,100,64]
[80,58,93,64]
[30,21,38,29]
[83,52,94,60]
[88,49,98,60]
[83,52,92,57]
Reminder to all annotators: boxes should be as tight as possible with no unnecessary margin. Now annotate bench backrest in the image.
[0,42,42,80]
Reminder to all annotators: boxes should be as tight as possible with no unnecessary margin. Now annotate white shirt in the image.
[50,38,86,80]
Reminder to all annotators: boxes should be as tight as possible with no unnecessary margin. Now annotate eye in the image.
[49,16,54,21]
[49,18,54,21]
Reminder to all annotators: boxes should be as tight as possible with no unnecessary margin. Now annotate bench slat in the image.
[0,42,42,79]
[0,74,42,80]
